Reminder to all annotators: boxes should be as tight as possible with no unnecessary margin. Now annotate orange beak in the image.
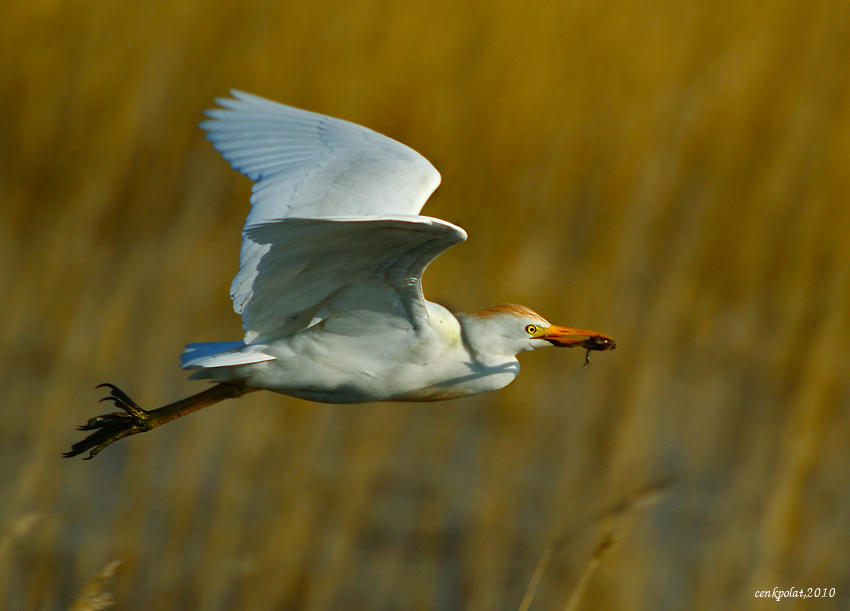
[541,325,617,352]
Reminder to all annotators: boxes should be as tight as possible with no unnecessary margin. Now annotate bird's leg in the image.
[64,382,252,460]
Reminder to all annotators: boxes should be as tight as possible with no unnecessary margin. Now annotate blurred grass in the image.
[2,0,849,608]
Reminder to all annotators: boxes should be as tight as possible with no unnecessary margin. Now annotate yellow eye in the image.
[525,324,539,335]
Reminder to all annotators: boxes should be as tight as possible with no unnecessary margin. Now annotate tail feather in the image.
[180,341,274,369]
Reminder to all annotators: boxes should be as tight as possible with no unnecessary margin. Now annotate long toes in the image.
[65,385,149,459]
[63,428,113,458]
[65,417,140,459]
[77,412,131,431]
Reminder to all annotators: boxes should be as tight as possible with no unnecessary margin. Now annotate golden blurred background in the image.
[2,0,849,608]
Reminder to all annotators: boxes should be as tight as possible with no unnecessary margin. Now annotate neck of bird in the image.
[455,311,519,367]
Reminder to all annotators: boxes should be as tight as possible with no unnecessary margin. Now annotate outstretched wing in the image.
[241,216,465,342]
[201,92,463,342]
[201,90,442,223]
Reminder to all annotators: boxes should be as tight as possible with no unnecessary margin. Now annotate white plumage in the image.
[181,90,614,402]
[66,91,614,459]
[192,91,462,347]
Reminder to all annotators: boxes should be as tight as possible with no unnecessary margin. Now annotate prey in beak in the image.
[541,325,617,367]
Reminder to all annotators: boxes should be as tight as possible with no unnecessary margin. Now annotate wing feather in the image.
[240,217,465,342]
[201,92,462,342]
[201,90,441,221]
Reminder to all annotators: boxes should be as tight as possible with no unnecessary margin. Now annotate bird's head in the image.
[459,304,616,364]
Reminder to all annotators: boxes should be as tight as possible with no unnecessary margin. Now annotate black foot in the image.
[64,384,152,460]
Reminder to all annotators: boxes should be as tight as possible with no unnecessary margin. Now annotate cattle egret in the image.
[65,91,615,459]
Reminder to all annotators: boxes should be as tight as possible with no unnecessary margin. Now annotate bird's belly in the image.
[389,385,490,402]
[390,364,519,402]
[243,335,518,404]
[251,361,464,404]
[264,366,516,404]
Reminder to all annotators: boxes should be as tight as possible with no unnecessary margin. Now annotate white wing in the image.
[201,90,442,222]
[201,91,464,342]
[241,216,465,342]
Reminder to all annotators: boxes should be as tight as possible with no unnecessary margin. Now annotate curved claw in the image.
[94,384,147,419]
[97,383,142,410]
[64,384,151,459]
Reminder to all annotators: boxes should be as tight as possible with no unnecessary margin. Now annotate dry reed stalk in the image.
[517,543,554,611]
[563,532,616,611]
[68,560,123,611]
[0,514,44,562]
[518,481,670,611]
[0,514,44,603]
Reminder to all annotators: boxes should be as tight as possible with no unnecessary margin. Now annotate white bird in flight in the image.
[66,91,615,459]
